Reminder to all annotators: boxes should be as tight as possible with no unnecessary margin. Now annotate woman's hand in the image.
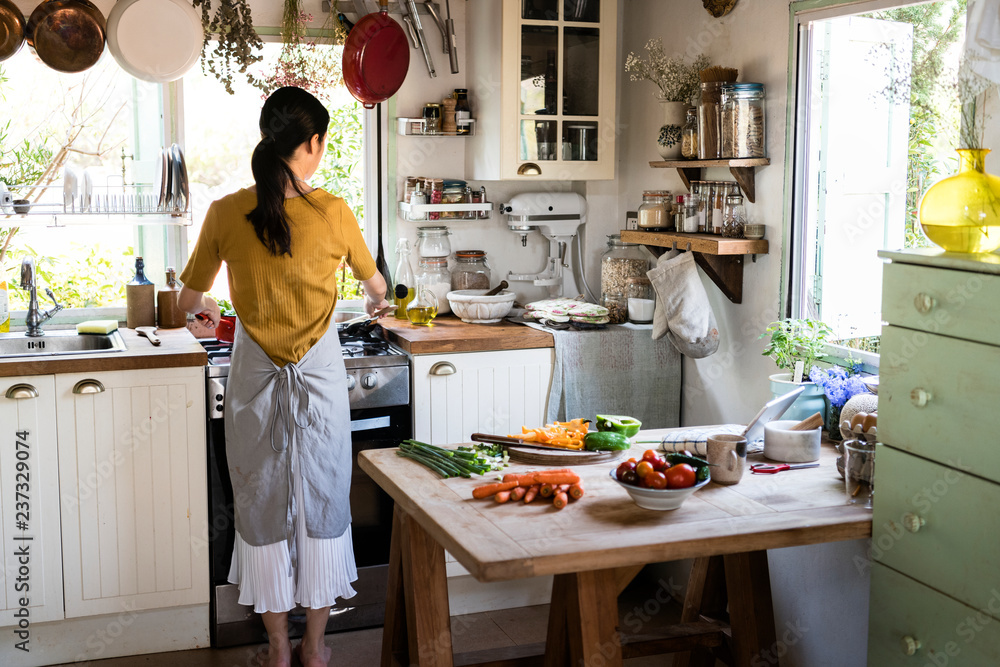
[179,287,222,327]
[197,296,222,328]
[361,274,390,317]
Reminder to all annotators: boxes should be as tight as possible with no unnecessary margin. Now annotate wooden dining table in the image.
[358,429,872,667]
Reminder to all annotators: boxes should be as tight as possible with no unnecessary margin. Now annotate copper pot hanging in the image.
[0,0,26,62]
[27,0,106,73]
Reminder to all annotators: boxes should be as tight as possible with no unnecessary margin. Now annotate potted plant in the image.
[759,318,832,422]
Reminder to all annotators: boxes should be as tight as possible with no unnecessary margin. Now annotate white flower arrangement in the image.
[625,39,710,103]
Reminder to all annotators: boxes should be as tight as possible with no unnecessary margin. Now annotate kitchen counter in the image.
[378,315,555,354]
[0,327,207,377]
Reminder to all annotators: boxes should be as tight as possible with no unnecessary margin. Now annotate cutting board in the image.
[506,445,624,466]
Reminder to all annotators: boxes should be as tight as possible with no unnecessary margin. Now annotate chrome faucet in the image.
[19,257,63,337]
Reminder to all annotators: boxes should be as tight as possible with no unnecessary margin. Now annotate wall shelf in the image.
[620,230,768,304]
[649,158,770,203]
[396,118,476,137]
[398,201,493,222]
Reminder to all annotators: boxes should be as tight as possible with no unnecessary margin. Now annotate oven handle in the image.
[351,416,392,432]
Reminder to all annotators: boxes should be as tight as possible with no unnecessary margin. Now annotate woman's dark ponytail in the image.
[247,87,331,257]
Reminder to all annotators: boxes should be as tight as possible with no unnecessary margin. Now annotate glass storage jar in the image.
[722,193,747,238]
[451,250,491,291]
[722,83,766,159]
[601,292,628,325]
[698,81,724,159]
[844,439,876,508]
[637,190,671,230]
[681,106,699,159]
[626,276,655,324]
[416,257,452,314]
[415,226,452,258]
[600,234,651,299]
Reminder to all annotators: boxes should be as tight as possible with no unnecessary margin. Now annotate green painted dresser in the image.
[869,249,1000,665]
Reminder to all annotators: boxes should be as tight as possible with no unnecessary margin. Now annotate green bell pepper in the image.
[594,414,642,438]
[583,431,632,451]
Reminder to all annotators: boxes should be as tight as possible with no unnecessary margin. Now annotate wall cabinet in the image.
[56,367,209,618]
[0,375,64,627]
[412,348,554,445]
[466,0,618,180]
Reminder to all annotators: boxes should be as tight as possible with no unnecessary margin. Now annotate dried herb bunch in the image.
[260,0,346,99]
[192,0,265,94]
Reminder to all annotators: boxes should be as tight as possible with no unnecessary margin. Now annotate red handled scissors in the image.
[750,463,820,474]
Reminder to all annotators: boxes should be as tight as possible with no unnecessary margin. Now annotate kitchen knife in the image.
[471,433,587,452]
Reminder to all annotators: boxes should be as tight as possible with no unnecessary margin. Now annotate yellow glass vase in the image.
[919,149,1000,253]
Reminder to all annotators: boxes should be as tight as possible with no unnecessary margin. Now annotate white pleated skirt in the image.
[227,443,358,614]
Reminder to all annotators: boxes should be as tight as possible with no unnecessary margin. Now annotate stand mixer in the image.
[500,192,593,299]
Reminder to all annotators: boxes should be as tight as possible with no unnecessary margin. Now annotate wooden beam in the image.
[400,510,455,667]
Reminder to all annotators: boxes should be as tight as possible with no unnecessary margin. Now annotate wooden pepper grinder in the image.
[126,256,155,329]
[157,267,187,329]
[441,96,458,134]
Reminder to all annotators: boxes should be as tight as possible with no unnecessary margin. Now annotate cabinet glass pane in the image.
[522,0,558,20]
[563,27,599,116]
[521,120,559,161]
[561,121,598,161]
[564,0,599,22]
[521,26,559,115]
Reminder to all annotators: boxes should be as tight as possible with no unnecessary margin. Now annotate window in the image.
[786,0,967,361]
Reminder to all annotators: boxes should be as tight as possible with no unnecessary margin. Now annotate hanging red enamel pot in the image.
[342,0,409,109]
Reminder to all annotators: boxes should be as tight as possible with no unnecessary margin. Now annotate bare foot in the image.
[295,643,332,667]
[256,644,293,667]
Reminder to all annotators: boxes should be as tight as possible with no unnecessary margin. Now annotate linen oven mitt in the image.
[647,252,720,358]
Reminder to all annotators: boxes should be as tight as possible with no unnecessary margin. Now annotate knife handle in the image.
[471,433,525,445]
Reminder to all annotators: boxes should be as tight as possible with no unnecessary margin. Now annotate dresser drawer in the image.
[879,326,1000,484]
[869,562,1000,665]
[872,445,1000,612]
[882,261,1000,346]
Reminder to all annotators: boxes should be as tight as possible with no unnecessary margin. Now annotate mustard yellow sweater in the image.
[180,188,376,366]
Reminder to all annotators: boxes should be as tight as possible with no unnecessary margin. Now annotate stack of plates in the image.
[156,143,189,214]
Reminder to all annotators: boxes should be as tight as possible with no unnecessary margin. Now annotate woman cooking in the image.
[178,86,389,667]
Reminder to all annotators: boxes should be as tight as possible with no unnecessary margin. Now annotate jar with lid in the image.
[416,225,451,258]
[722,83,765,158]
[681,107,699,159]
[698,81,724,159]
[722,193,747,238]
[440,183,467,219]
[600,234,651,299]
[416,257,452,314]
[451,250,491,291]
[427,178,443,220]
[601,292,628,325]
[693,182,707,232]
[423,103,442,134]
[626,276,654,324]
[637,190,671,230]
[683,193,700,233]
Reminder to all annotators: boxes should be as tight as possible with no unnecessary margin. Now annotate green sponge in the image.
[76,320,119,334]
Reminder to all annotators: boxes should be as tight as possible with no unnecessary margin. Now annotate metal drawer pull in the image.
[72,379,106,395]
[913,293,935,314]
[910,388,932,407]
[429,362,456,376]
[902,513,926,533]
[5,383,38,400]
[901,635,921,656]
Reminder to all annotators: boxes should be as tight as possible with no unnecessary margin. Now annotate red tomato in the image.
[635,461,655,479]
[646,471,668,490]
[650,456,667,472]
[621,470,639,485]
[665,463,696,489]
[616,461,636,480]
[642,449,660,463]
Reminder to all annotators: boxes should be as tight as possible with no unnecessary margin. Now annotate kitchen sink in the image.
[0,330,128,358]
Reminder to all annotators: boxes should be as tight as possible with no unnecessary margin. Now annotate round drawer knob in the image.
[901,635,921,656]
[910,388,932,407]
[913,293,935,314]
[902,513,926,533]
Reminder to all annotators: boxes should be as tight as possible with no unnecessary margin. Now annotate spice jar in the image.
[637,190,670,230]
[722,83,766,158]
[601,292,628,325]
[440,182,467,219]
[698,81,724,159]
[683,193,700,233]
[422,103,442,134]
[681,106,699,159]
[626,276,654,324]
[416,257,452,314]
[427,178,443,220]
[451,250,491,290]
[416,225,452,259]
[600,234,651,299]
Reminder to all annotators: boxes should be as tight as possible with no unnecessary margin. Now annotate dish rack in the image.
[0,183,191,227]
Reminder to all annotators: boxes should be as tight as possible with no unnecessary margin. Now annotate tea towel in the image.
[648,252,720,358]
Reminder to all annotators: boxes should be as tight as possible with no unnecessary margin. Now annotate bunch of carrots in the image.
[471,469,584,510]
[509,418,591,450]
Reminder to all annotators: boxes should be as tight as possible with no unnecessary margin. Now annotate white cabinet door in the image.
[55,367,208,618]
[412,349,554,444]
[0,375,63,627]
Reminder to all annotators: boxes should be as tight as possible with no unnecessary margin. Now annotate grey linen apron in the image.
[225,320,352,547]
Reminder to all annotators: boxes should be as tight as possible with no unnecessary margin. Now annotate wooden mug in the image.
[706,433,748,485]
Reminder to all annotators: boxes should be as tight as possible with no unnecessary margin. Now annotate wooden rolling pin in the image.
[788,412,823,431]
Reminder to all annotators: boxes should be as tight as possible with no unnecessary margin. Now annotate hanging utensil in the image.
[397,0,420,49]
[374,104,393,288]
[0,0,26,62]
[422,0,448,55]
[405,0,436,78]
[27,0,107,74]
[342,0,410,108]
[444,0,458,74]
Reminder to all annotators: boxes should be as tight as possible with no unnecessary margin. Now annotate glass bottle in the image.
[451,250,491,290]
[694,182,707,232]
[683,193,700,233]
[416,256,452,314]
[157,267,187,329]
[919,149,1000,253]
[126,256,155,329]
[454,88,472,134]
[407,285,439,326]
[681,106,699,160]
[626,276,655,324]
[637,190,670,230]
[674,195,686,230]
[393,238,415,319]
[600,234,651,298]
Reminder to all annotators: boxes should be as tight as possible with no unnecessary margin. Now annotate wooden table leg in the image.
[724,551,777,667]
[674,555,727,667]
[381,506,409,667]
[545,568,622,667]
[400,509,454,667]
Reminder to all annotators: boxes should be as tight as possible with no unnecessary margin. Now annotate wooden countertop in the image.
[378,315,554,354]
[359,428,872,583]
[0,327,207,377]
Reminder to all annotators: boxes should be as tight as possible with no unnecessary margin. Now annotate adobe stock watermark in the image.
[751,618,810,666]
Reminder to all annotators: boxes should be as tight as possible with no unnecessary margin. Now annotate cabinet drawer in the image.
[869,562,1000,665]
[882,261,1000,346]
[872,445,1000,613]
[879,326,1000,484]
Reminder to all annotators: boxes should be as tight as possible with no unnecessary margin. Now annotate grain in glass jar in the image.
[698,82,724,159]
[600,234,651,298]
[451,250,491,290]
[601,292,628,325]
[681,106,699,159]
[722,83,766,158]
[637,190,671,230]
[626,276,654,324]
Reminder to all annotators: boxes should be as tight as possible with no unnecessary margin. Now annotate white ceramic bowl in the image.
[743,224,766,240]
[609,469,709,511]
[763,419,821,462]
[446,290,516,324]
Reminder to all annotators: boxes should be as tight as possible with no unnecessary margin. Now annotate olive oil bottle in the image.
[393,238,415,319]
[0,278,9,333]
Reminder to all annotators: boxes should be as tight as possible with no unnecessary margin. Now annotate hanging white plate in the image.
[106,0,204,83]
